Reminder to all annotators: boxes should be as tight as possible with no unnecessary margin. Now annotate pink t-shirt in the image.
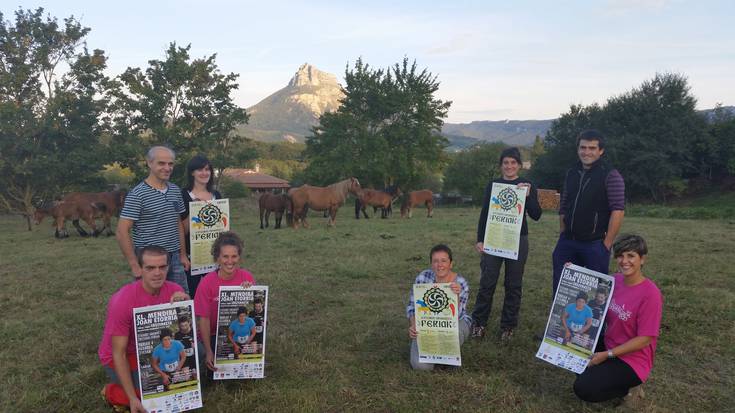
[604,273,663,382]
[98,280,184,366]
[194,268,256,337]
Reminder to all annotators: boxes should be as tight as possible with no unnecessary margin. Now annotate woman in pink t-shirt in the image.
[194,231,255,373]
[573,234,663,406]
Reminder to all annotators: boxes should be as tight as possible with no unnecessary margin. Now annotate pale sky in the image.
[5,1,734,123]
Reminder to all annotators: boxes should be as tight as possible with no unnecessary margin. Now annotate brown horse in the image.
[34,200,101,238]
[33,190,126,238]
[356,187,402,219]
[400,190,434,218]
[289,177,361,228]
[259,193,292,229]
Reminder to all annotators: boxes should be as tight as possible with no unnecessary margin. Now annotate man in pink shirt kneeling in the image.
[98,246,189,412]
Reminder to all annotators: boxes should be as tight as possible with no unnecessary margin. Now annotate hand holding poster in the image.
[190,199,230,275]
[214,286,269,379]
[536,264,615,374]
[133,300,202,413]
[483,183,528,260]
[413,283,461,366]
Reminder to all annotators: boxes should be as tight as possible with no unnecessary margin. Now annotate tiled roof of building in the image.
[223,168,290,189]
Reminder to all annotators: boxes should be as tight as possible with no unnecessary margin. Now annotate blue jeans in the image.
[551,234,610,299]
[167,251,189,295]
[103,364,140,390]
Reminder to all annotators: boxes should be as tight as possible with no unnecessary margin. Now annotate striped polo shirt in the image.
[120,181,186,253]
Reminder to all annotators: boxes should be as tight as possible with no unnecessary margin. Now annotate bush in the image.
[218,177,251,198]
[100,163,135,187]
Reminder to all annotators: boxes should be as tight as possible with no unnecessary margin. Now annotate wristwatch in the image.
[607,350,615,359]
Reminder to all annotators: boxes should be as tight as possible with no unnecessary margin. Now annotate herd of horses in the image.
[259,178,434,229]
[32,179,433,238]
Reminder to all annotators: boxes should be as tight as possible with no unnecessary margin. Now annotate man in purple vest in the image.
[552,129,625,297]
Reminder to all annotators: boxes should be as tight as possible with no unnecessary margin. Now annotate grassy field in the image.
[1,198,733,412]
[627,191,735,220]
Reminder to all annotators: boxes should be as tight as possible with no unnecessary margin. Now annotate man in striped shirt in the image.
[116,146,190,293]
[551,129,625,298]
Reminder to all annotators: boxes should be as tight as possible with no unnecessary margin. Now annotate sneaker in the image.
[621,384,645,410]
[500,328,514,342]
[471,325,486,338]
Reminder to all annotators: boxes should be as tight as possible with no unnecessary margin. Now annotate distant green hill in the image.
[442,119,553,146]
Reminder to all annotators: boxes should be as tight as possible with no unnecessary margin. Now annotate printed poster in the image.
[536,263,615,374]
[413,283,461,366]
[133,300,202,412]
[190,199,230,275]
[483,183,528,260]
[213,286,269,380]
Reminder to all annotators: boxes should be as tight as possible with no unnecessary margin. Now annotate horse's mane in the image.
[328,178,356,203]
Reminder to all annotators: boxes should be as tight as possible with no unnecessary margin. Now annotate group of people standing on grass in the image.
[100,146,260,412]
[97,128,662,411]
[406,129,662,408]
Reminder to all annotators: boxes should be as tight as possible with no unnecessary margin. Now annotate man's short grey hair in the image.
[146,146,176,162]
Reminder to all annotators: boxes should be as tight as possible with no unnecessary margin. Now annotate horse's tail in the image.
[285,190,297,227]
[115,190,127,215]
[283,195,294,227]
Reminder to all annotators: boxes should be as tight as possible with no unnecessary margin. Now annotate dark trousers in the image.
[471,236,529,329]
[573,340,642,402]
[186,271,203,298]
[551,234,610,299]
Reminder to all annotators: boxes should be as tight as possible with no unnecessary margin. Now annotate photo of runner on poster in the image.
[214,286,269,379]
[536,263,614,374]
[133,300,202,412]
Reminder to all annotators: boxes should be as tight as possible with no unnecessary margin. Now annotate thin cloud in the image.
[604,0,670,13]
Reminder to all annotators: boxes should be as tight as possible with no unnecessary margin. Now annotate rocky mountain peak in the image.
[288,63,338,88]
[240,64,345,142]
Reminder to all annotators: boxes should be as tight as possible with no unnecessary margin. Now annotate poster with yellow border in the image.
[413,283,461,366]
[483,183,527,260]
[536,263,615,374]
[189,199,230,275]
[133,300,203,412]
[214,286,269,379]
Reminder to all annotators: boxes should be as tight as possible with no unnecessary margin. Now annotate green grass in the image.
[1,199,733,412]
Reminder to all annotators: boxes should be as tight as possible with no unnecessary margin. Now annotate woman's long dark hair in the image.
[185,155,214,192]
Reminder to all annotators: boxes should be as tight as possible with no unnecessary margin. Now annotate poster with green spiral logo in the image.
[413,283,461,366]
[483,183,527,260]
[190,199,230,275]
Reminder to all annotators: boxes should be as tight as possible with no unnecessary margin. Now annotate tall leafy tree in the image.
[443,142,506,203]
[0,8,111,228]
[531,73,708,202]
[304,58,450,189]
[698,105,735,182]
[109,43,249,183]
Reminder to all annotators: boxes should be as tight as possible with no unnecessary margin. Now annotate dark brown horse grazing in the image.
[356,187,402,219]
[400,189,434,218]
[259,193,292,229]
[289,177,361,228]
[33,190,126,238]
